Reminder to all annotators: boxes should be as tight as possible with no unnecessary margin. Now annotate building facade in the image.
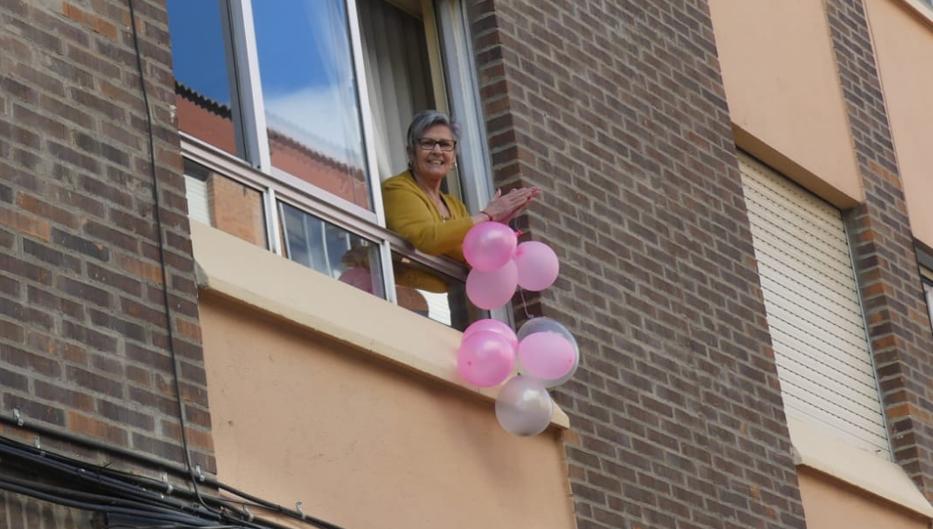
[0,1,931,528]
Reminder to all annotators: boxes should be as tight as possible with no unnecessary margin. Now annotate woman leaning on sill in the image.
[382,110,540,266]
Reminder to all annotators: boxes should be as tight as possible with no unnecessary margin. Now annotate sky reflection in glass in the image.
[252,0,372,209]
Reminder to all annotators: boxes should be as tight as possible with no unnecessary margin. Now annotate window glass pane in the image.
[924,279,933,333]
[252,1,372,210]
[281,203,384,298]
[167,0,242,157]
[358,0,436,181]
[391,251,479,330]
[183,160,267,249]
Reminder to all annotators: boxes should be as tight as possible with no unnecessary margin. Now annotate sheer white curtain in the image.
[357,0,435,180]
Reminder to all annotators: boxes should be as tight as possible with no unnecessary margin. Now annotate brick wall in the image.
[824,0,933,500]
[0,491,94,528]
[0,0,212,480]
[208,173,266,248]
[469,1,806,528]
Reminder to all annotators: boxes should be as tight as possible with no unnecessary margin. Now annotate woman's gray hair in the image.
[406,110,460,154]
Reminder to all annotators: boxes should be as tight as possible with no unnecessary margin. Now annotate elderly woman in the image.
[383,110,539,263]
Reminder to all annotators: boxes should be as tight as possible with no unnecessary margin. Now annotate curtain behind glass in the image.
[358,0,435,181]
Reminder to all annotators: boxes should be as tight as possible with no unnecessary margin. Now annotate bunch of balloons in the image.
[456,221,578,436]
[462,222,559,310]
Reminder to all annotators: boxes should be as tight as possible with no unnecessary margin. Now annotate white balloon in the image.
[495,376,553,436]
[516,317,580,386]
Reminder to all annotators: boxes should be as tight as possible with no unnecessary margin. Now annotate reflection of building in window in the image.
[176,83,369,209]
[175,83,237,155]
[267,129,369,209]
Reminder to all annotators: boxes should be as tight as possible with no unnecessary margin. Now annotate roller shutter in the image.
[739,153,890,458]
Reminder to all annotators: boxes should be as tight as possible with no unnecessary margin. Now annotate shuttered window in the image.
[739,154,890,458]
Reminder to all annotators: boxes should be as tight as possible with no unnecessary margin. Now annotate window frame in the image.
[174,0,493,310]
[180,135,468,283]
[921,269,933,333]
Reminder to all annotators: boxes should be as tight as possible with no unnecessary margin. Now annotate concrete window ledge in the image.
[189,221,570,430]
[896,0,933,27]
[787,414,933,518]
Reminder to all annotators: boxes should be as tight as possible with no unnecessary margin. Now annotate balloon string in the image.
[511,217,532,322]
[517,287,533,320]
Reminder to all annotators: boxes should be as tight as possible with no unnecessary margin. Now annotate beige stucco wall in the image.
[709,0,863,207]
[199,293,576,529]
[864,0,933,248]
[798,468,929,529]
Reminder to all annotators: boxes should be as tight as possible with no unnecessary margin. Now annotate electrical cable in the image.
[0,436,203,516]
[0,413,191,476]
[0,479,211,527]
[124,3,345,528]
[0,436,276,529]
[0,3,352,529]
[0,421,343,529]
[0,474,186,516]
[107,525,241,529]
[125,0,216,521]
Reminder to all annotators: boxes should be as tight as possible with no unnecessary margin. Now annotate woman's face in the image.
[410,124,456,183]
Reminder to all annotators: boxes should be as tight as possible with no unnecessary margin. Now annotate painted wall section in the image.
[864,0,933,248]
[198,295,576,529]
[708,0,863,206]
[798,468,929,529]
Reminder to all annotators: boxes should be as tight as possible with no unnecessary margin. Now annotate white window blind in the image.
[184,174,211,226]
[739,154,890,458]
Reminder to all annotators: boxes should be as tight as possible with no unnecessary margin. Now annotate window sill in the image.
[787,414,933,518]
[189,221,570,430]
[896,0,933,27]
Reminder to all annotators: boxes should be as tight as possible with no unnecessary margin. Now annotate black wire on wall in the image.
[0,420,344,529]
[122,1,345,528]
[0,3,347,529]
[0,435,326,529]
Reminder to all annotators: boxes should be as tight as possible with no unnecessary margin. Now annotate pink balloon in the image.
[462,221,517,272]
[515,241,559,291]
[466,260,518,310]
[456,330,515,387]
[517,331,576,382]
[463,319,518,350]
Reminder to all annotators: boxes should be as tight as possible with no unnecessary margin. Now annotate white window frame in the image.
[175,0,493,311]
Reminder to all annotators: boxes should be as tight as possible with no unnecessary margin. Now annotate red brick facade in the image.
[1,0,931,526]
[468,1,807,527]
[0,0,212,475]
[825,0,933,501]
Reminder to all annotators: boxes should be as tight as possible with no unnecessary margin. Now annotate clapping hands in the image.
[482,186,541,223]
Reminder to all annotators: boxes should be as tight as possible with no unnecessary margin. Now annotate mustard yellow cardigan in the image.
[382,170,472,263]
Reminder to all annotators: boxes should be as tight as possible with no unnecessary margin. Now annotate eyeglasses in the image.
[416,138,457,151]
